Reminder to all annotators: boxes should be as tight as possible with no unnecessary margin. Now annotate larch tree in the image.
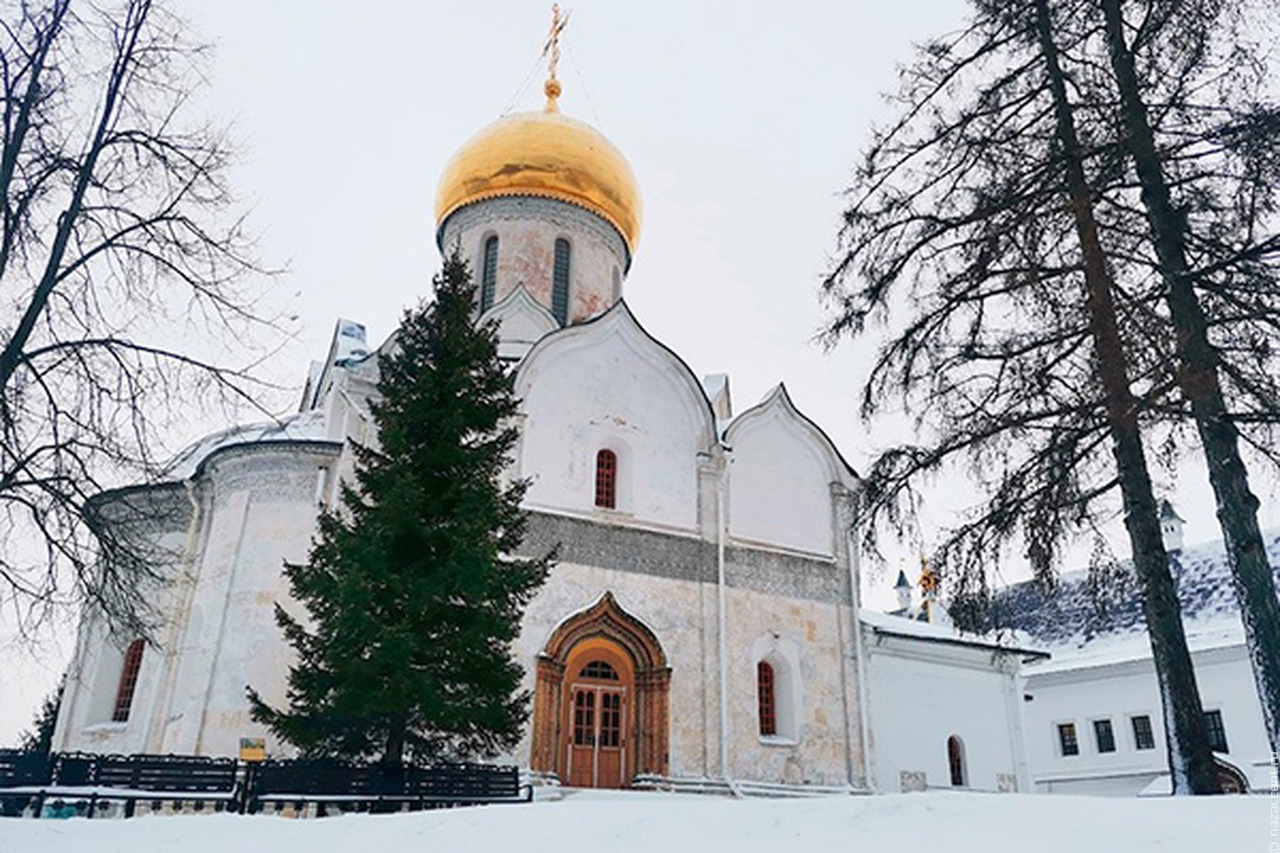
[0,0,282,639]
[822,0,1242,792]
[1097,0,1280,765]
[248,251,552,766]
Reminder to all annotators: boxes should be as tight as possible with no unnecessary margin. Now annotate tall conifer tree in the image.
[249,251,551,765]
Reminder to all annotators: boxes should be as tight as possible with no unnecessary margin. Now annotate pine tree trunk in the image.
[1033,0,1221,795]
[384,717,407,767]
[1100,0,1280,766]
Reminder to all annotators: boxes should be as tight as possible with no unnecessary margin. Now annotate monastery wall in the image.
[1021,643,1268,793]
[865,633,1027,793]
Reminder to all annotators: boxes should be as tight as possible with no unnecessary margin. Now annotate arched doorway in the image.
[563,639,631,787]
[530,592,670,787]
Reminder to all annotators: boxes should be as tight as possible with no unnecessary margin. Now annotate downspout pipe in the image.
[717,445,742,796]
[833,483,874,793]
[848,523,875,792]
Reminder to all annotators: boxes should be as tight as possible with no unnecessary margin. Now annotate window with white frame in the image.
[1057,722,1079,756]
[1093,718,1116,753]
[1131,714,1156,750]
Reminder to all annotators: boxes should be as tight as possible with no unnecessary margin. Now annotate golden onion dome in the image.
[435,85,642,254]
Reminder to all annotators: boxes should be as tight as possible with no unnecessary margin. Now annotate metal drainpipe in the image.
[847,517,876,792]
[716,447,741,796]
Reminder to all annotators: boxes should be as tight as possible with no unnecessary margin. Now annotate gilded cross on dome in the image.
[542,4,571,112]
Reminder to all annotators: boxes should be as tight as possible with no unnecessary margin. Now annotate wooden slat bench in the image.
[0,750,54,817]
[245,759,530,816]
[19,753,242,818]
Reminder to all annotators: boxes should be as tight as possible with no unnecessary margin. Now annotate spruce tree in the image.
[248,251,551,766]
[19,678,64,753]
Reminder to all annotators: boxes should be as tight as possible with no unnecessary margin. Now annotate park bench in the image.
[1,750,526,819]
[3,752,241,817]
[245,758,530,816]
[0,750,54,817]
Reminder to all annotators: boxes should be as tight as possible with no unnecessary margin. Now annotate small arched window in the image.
[112,639,145,723]
[480,235,499,312]
[552,238,571,325]
[947,735,966,786]
[579,660,620,681]
[594,449,617,509]
[757,660,777,737]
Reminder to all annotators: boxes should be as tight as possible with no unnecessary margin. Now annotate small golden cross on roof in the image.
[543,4,570,83]
[542,4,570,110]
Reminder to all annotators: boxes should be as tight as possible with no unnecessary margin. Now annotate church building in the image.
[51,62,1040,795]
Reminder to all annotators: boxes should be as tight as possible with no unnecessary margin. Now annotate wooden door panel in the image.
[560,654,633,788]
[568,689,596,787]
[597,689,625,788]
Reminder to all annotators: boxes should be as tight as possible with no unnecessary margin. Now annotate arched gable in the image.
[541,590,669,670]
[513,301,718,531]
[479,283,559,362]
[724,384,859,556]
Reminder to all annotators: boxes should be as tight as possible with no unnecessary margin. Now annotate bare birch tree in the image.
[0,0,282,638]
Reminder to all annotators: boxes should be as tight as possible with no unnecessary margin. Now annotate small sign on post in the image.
[239,737,266,763]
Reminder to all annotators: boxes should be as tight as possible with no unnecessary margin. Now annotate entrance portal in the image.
[564,646,630,788]
[531,592,670,787]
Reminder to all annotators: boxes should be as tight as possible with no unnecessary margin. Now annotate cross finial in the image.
[542,4,570,112]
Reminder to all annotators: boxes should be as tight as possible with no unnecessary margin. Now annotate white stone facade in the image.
[1020,629,1269,794]
[53,173,1035,797]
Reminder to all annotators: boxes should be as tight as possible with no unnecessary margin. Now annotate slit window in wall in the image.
[552,238,571,325]
[947,735,966,786]
[480,235,499,312]
[757,660,777,737]
[594,449,617,509]
[112,639,145,722]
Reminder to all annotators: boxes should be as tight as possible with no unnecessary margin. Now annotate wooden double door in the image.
[562,647,631,788]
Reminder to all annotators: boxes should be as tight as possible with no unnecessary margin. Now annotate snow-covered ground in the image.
[0,788,1264,853]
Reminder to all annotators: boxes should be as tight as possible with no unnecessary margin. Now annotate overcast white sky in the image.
[2,0,1275,744]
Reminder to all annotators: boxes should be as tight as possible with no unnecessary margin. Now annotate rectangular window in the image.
[1058,722,1079,756]
[1204,709,1229,753]
[1131,715,1155,750]
[1093,718,1116,753]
